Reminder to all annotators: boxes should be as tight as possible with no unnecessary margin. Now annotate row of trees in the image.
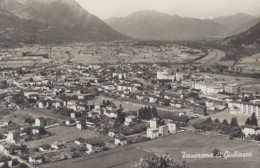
[138,106,158,120]
[193,117,242,138]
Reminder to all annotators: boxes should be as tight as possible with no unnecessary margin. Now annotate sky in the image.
[75,0,260,20]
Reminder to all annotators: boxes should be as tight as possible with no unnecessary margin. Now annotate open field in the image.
[25,126,104,148]
[39,132,260,168]
[199,72,260,83]
[88,96,192,116]
[0,57,51,68]
[240,53,260,64]
[134,132,260,168]
[224,53,260,73]
[67,44,204,64]
[40,146,151,168]
[1,108,66,124]
[70,52,200,64]
[0,60,35,68]
[190,158,260,168]
[135,132,259,158]
[241,83,260,94]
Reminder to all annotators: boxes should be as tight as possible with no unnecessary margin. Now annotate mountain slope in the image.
[224,21,260,47]
[212,13,259,34]
[0,0,128,45]
[105,10,230,40]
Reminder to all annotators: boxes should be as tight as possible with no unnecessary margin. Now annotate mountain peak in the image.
[0,0,128,44]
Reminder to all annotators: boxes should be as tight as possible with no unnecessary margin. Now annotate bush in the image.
[138,154,188,168]
[213,149,221,157]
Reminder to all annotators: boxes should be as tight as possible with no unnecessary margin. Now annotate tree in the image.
[250,113,258,126]
[114,109,126,127]
[222,119,229,125]
[151,106,158,118]
[167,84,172,90]
[138,154,188,168]
[18,163,29,168]
[244,113,258,126]
[206,117,212,123]
[0,80,8,89]
[213,149,221,157]
[245,117,251,125]
[29,77,34,82]
[254,134,260,141]
[214,119,220,123]
[230,117,239,127]
[147,106,152,119]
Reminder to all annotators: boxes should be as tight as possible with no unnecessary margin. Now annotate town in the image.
[0,41,260,168]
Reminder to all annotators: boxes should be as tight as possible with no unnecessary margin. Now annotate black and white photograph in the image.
[0,0,260,167]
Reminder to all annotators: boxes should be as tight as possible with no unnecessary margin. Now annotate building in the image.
[159,125,168,136]
[6,130,20,144]
[35,117,46,127]
[104,110,118,118]
[32,126,45,135]
[39,144,52,152]
[242,125,260,137]
[149,118,159,129]
[108,130,119,138]
[156,70,174,80]
[71,112,76,119]
[117,84,137,93]
[76,123,86,130]
[124,115,137,126]
[29,154,44,165]
[147,128,159,139]
[51,140,65,150]
[176,72,184,82]
[114,136,127,146]
[167,122,177,133]
[113,72,127,80]
[224,85,239,94]
[157,71,168,80]
[206,86,223,94]
[191,82,223,94]
[228,101,260,117]
[85,138,105,154]
[193,105,207,115]
[74,138,86,146]
[191,82,207,93]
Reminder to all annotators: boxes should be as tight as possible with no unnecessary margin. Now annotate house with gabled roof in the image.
[39,144,52,152]
[115,136,127,146]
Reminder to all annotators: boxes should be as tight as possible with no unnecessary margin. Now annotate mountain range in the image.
[0,0,259,45]
[105,11,260,41]
[0,0,127,45]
